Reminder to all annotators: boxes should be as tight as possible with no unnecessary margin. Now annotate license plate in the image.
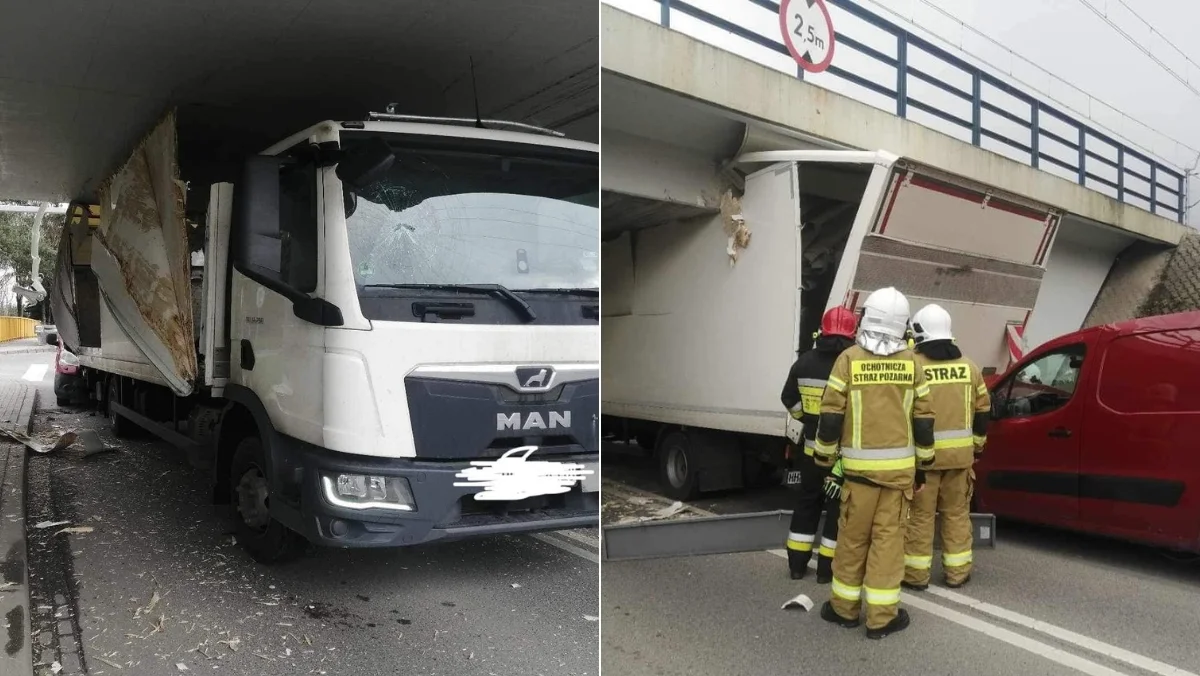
[785,470,803,486]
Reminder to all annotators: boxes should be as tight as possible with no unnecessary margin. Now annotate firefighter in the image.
[779,306,858,582]
[814,287,935,639]
[902,304,991,590]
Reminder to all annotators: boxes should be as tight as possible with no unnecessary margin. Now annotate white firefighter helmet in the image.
[859,287,910,339]
[911,304,953,344]
[857,287,911,356]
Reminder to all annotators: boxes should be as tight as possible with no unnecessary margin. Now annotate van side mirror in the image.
[336,137,394,188]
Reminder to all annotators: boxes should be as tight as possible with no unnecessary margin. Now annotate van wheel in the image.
[107,379,132,438]
[658,431,699,501]
[230,437,305,564]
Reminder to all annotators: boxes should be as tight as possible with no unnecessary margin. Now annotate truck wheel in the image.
[230,437,305,564]
[658,431,699,501]
[107,379,132,438]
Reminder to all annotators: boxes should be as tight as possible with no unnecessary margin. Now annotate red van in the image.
[975,310,1200,553]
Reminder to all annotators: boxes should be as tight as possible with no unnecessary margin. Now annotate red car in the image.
[53,341,87,407]
[975,310,1200,553]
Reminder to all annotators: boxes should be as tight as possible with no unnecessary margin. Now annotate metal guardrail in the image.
[644,0,1186,222]
[0,317,36,342]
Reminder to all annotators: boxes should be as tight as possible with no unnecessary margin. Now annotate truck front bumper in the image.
[270,439,599,548]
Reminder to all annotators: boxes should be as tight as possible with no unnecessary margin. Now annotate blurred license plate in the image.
[785,470,803,486]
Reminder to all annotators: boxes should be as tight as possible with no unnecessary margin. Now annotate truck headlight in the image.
[59,350,80,367]
[321,473,416,511]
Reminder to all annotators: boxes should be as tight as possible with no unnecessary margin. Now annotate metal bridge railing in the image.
[642,0,1186,222]
[0,317,36,343]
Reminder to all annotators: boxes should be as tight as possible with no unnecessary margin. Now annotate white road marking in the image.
[21,364,48,382]
[530,532,599,564]
[925,586,1199,676]
[766,549,1129,675]
[556,529,599,547]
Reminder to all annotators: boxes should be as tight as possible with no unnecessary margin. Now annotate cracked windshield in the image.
[343,136,599,293]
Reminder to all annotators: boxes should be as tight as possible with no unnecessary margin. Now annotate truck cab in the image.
[976,311,1200,552]
[54,113,600,561]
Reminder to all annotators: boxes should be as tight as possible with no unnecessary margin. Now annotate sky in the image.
[602,0,1200,226]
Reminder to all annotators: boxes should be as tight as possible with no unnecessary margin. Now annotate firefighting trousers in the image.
[785,453,841,578]
[829,480,910,630]
[903,468,975,587]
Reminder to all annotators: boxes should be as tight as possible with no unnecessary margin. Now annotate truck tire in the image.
[230,436,305,564]
[107,379,133,439]
[658,431,699,501]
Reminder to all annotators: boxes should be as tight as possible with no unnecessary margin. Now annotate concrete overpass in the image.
[600,0,1195,353]
[0,0,597,203]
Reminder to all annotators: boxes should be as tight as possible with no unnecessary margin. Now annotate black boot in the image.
[787,551,812,580]
[900,580,927,592]
[815,556,833,584]
[790,567,807,580]
[820,601,860,628]
[866,609,910,639]
[944,574,971,589]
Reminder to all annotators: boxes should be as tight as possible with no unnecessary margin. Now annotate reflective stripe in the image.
[831,578,861,601]
[905,554,933,570]
[842,455,916,471]
[976,383,988,396]
[964,384,973,430]
[818,537,837,558]
[841,445,914,460]
[915,384,931,398]
[973,435,987,446]
[850,391,863,450]
[903,389,915,448]
[841,445,916,471]
[935,428,972,441]
[788,402,804,414]
[934,437,973,450]
[796,378,827,389]
[943,550,974,567]
[814,439,839,458]
[790,410,804,420]
[786,531,815,552]
[916,445,935,462]
[827,375,847,392]
[934,427,973,451]
[803,438,817,457]
[863,585,901,606]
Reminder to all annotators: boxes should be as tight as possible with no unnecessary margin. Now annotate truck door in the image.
[976,342,1088,525]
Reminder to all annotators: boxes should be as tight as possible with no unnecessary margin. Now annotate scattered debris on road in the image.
[781,594,814,612]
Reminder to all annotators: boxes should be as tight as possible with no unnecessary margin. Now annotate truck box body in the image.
[52,112,601,557]
[976,310,1200,553]
[602,150,1061,496]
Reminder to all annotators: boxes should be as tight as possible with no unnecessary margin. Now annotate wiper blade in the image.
[364,283,536,322]
[513,287,599,297]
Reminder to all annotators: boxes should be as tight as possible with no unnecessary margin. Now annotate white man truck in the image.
[52,111,600,562]
[601,150,1061,500]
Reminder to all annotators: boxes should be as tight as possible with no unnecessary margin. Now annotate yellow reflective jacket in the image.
[813,344,935,490]
[915,352,992,470]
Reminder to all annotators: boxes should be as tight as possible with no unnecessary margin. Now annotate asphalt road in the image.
[2,348,599,676]
[600,440,1200,676]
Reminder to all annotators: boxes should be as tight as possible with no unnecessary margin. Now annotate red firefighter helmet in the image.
[820,306,858,339]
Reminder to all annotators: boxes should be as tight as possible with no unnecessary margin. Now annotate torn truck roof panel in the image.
[91,112,197,396]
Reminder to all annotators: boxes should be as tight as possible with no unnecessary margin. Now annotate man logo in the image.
[515,366,555,390]
[497,411,572,431]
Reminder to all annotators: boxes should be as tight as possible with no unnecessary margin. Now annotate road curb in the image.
[0,348,55,357]
[0,385,35,676]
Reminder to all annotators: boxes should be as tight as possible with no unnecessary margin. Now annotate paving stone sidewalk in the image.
[0,382,36,676]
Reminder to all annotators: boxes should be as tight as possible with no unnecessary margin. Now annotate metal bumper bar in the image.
[601,510,996,562]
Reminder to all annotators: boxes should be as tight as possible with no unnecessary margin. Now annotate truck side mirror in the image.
[336,137,394,188]
[232,155,285,283]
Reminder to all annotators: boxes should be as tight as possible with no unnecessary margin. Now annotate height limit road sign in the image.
[779,0,836,73]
